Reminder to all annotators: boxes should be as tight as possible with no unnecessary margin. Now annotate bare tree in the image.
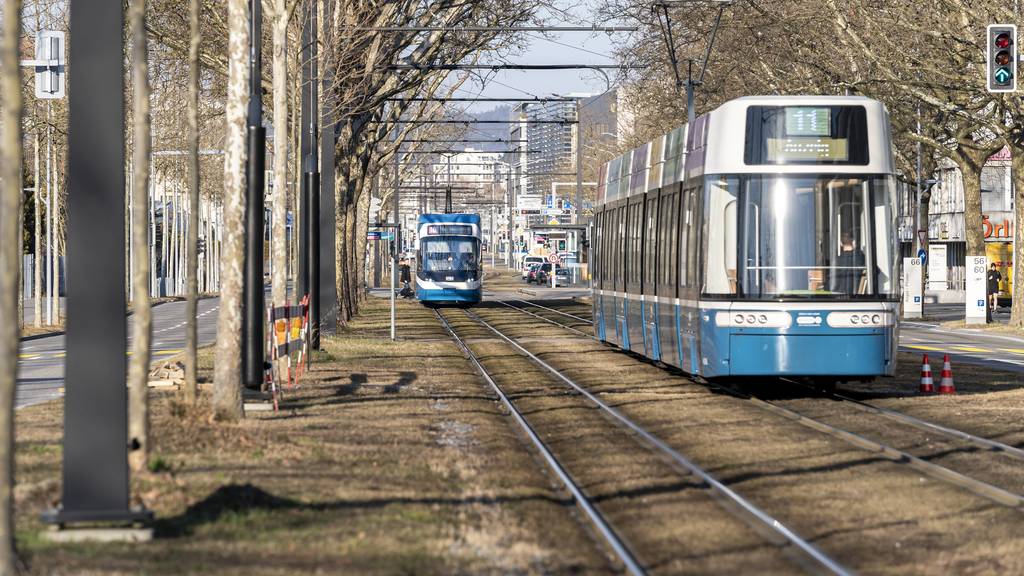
[0,0,22,570]
[183,0,201,404]
[127,0,153,472]
[213,0,250,420]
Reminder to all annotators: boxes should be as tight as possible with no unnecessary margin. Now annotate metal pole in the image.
[44,0,150,527]
[507,168,514,269]
[243,0,266,388]
[490,205,495,267]
[575,98,583,226]
[686,60,696,127]
[391,144,399,341]
[305,0,321,350]
[915,106,925,315]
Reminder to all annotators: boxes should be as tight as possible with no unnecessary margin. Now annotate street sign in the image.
[917,248,927,265]
[547,217,559,225]
[903,257,922,319]
[547,253,560,264]
[367,231,381,240]
[21,31,65,99]
[966,255,988,324]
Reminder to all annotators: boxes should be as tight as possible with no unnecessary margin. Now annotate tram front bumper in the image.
[728,333,890,377]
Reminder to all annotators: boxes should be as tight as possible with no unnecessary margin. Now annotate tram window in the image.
[680,190,690,290]
[703,177,739,296]
[687,187,700,294]
[660,190,679,296]
[644,193,658,294]
[738,175,887,299]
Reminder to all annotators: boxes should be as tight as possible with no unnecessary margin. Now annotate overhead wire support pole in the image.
[304,0,321,350]
[387,97,576,103]
[242,0,266,389]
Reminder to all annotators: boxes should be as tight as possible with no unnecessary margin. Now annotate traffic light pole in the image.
[303,0,320,349]
[242,0,266,389]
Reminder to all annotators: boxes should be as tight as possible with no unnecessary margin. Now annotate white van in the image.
[521,255,545,279]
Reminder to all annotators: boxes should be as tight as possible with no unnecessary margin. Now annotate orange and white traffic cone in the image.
[938,354,956,395]
[919,354,934,394]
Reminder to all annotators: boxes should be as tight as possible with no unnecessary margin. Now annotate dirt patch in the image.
[14,296,608,575]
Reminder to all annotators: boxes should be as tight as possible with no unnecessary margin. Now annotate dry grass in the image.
[13,296,609,575]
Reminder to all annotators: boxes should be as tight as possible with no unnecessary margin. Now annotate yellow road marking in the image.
[54,352,65,358]
[904,345,943,351]
[18,354,40,360]
[155,349,182,355]
[1001,348,1024,354]
[952,346,990,353]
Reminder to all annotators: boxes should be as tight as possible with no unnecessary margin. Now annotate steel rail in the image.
[504,298,594,324]
[712,384,1024,510]
[433,309,646,576]
[464,309,852,576]
[492,298,1024,511]
[493,300,591,336]
[782,379,1024,462]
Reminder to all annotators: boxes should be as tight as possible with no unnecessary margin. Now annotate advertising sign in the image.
[927,243,947,291]
[965,255,988,324]
[903,257,922,319]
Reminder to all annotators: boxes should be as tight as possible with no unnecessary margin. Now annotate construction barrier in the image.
[266,295,310,410]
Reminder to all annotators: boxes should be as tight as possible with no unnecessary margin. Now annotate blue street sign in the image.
[978,299,986,307]
[913,296,921,303]
[917,249,926,265]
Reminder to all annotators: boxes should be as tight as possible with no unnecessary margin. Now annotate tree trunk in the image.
[127,0,153,473]
[213,0,250,421]
[0,0,22,570]
[354,179,371,307]
[183,0,201,405]
[1010,149,1024,327]
[271,0,288,340]
[954,153,985,258]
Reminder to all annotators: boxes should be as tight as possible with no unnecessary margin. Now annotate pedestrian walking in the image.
[987,263,1001,317]
[399,258,414,299]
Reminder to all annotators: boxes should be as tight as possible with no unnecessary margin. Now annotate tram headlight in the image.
[861,314,871,325]
[746,314,756,325]
[872,314,881,325]
[734,314,744,324]
[758,314,768,324]
[850,315,859,324]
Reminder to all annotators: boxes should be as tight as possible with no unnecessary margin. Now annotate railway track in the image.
[490,297,1024,512]
[435,306,850,576]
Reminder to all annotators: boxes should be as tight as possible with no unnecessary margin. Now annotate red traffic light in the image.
[996,32,1012,49]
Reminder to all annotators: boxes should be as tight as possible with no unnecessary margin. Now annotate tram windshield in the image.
[703,175,897,300]
[420,236,480,273]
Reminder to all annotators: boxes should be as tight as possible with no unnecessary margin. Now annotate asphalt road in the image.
[16,298,220,409]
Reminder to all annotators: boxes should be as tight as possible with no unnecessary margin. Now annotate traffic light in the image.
[987,24,1017,93]
[557,240,566,251]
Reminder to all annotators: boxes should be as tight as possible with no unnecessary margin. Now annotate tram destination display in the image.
[745,105,869,165]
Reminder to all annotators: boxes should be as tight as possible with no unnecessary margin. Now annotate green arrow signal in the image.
[995,66,1013,85]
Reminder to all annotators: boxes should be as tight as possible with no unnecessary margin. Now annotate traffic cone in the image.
[919,354,934,394]
[938,355,956,395]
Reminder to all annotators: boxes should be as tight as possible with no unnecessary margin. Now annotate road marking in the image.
[903,345,943,351]
[18,354,40,360]
[952,346,990,353]
[1001,348,1024,354]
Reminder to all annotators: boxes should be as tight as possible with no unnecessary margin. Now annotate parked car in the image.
[525,263,543,284]
[521,255,545,279]
[536,263,569,287]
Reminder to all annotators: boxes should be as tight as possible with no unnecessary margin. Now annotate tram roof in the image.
[596,95,895,207]
[417,213,481,224]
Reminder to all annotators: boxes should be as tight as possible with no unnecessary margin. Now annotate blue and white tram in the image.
[592,96,899,380]
[415,213,483,306]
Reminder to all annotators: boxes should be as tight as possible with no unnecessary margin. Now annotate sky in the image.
[451,1,636,115]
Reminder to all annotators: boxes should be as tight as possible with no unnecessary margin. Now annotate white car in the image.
[521,255,545,279]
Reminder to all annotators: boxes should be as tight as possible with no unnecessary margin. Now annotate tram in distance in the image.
[592,96,899,381]
[415,213,483,306]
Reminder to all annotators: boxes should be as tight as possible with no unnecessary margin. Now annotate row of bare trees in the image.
[601,0,1024,326]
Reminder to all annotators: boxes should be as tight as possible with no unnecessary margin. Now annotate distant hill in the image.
[452,105,511,152]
